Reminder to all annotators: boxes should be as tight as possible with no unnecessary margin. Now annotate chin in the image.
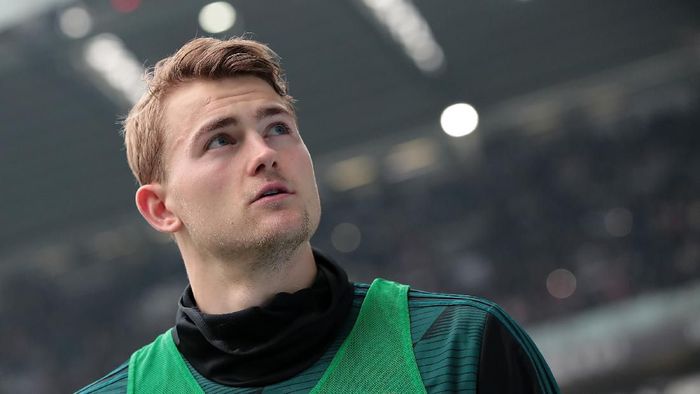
[258,209,312,240]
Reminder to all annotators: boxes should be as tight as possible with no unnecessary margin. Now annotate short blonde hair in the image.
[122,37,295,185]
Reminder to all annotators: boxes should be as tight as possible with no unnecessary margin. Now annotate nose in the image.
[245,134,278,175]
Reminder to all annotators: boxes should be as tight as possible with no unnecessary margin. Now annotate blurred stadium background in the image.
[1,0,699,392]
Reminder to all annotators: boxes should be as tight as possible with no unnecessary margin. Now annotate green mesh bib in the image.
[127,278,425,393]
[127,330,203,394]
[312,278,425,393]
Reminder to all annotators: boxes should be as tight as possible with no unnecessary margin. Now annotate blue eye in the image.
[270,123,291,136]
[206,134,235,150]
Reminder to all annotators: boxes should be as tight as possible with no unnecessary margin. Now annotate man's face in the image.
[158,76,321,260]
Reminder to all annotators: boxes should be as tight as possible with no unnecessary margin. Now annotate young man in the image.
[78,37,559,393]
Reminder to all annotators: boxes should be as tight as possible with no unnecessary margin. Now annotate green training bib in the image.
[127,278,425,393]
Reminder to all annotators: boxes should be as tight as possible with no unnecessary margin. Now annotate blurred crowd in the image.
[1,100,698,392]
[318,103,700,324]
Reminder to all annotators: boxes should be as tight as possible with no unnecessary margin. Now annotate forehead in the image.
[159,75,289,164]
[162,76,284,128]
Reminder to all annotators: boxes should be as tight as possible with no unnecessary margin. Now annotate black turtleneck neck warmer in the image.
[172,249,354,387]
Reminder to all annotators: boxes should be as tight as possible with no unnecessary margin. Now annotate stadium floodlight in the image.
[59,6,92,39]
[198,2,237,34]
[83,33,146,105]
[440,103,479,137]
[359,0,445,74]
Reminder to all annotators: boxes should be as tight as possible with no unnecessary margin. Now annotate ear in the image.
[135,183,182,233]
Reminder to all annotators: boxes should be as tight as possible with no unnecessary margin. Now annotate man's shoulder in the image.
[351,281,559,393]
[352,281,500,311]
[352,280,525,345]
[75,360,129,394]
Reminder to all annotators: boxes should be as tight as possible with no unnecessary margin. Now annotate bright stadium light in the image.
[385,138,438,181]
[58,6,92,39]
[83,33,146,105]
[198,2,237,34]
[440,103,479,137]
[359,0,445,74]
[326,156,377,191]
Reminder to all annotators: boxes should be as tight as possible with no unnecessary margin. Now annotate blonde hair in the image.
[122,37,295,185]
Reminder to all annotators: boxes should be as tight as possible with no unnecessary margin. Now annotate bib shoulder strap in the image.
[127,328,204,394]
[313,278,426,393]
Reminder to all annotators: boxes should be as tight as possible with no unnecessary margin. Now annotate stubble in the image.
[186,204,313,275]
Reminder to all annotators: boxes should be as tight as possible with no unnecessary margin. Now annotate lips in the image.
[252,182,292,203]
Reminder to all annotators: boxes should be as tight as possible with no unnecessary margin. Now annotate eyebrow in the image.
[255,105,293,122]
[191,105,294,144]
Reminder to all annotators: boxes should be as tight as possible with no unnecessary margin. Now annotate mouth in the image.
[252,182,293,203]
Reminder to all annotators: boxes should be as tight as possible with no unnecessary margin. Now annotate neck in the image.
[179,241,317,314]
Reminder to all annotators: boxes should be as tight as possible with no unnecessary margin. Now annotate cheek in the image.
[295,145,315,176]
[301,157,321,209]
[168,162,234,209]
[294,153,317,188]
